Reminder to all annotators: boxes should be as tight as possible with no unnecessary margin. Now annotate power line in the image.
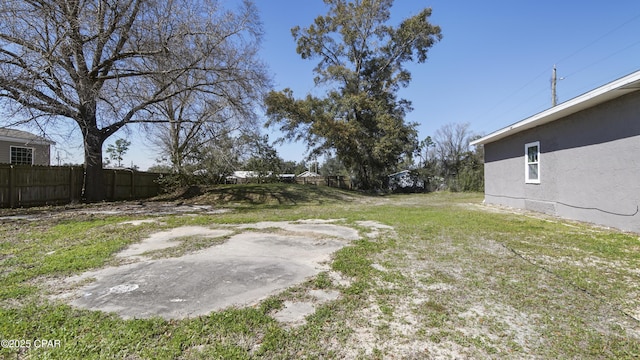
[477,10,640,129]
[562,38,640,81]
[554,11,640,66]
[478,66,552,120]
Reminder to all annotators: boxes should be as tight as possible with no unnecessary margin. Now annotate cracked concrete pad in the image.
[371,263,388,272]
[355,220,393,229]
[120,219,159,226]
[356,220,394,238]
[63,223,359,319]
[238,220,360,240]
[272,301,316,325]
[116,226,233,259]
[272,290,341,326]
[308,289,340,302]
[71,257,312,319]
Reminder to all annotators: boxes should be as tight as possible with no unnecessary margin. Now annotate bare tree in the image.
[434,123,472,176]
[146,34,268,178]
[0,0,266,201]
[148,95,258,182]
[148,93,236,176]
[430,122,483,191]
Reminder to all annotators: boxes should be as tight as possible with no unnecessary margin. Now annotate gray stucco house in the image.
[471,70,640,233]
[0,128,55,165]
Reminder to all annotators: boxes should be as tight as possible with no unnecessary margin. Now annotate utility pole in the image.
[551,65,558,107]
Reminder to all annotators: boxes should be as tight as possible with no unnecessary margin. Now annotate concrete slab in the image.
[308,289,341,302]
[71,257,312,319]
[356,220,394,238]
[237,220,360,240]
[60,220,377,320]
[116,226,233,260]
[120,219,158,226]
[271,289,342,326]
[272,301,316,325]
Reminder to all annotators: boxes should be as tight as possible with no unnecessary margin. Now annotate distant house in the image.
[0,128,55,165]
[471,70,640,233]
[278,173,296,183]
[297,170,321,178]
[226,171,260,184]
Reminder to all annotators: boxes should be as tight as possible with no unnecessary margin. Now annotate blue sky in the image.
[54,0,640,169]
[257,0,640,164]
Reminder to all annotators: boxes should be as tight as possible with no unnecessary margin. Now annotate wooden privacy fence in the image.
[0,165,163,208]
[295,176,352,189]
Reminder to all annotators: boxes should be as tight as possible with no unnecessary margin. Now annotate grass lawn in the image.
[0,184,639,359]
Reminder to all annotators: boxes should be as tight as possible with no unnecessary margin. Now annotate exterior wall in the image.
[484,91,640,233]
[0,140,51,165]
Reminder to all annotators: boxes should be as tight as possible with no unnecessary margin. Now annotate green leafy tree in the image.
[105,138,131,168]
[457,134,484,192]
[415,135,440,191]
[320,156,348,176]
[147,164,173,174]
[265,0,442,190]
[281,160,308,175]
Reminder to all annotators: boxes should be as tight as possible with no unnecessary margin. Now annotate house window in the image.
[525,141,540,183]
[10,146,34,165]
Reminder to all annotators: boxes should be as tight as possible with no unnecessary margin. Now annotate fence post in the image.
[8,165,15,208]
[112,170,117,201]
[130,170,135,199]
[69,167,75,203]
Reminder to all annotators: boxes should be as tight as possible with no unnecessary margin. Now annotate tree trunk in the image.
[83,130,107,202]
[358,163,371,190]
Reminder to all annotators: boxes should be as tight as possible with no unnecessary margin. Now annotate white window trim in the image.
[525,141,540,184]
[10,146,35,165]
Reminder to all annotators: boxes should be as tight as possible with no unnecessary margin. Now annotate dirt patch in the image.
[0,201,232,223]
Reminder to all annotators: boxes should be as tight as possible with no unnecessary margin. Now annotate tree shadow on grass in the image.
[157,183,367,207]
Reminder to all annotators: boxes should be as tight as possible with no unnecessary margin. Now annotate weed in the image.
[313,272,332,289]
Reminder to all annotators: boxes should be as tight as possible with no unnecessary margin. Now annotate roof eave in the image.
[0,135,56,145]
[471,70,640,146]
